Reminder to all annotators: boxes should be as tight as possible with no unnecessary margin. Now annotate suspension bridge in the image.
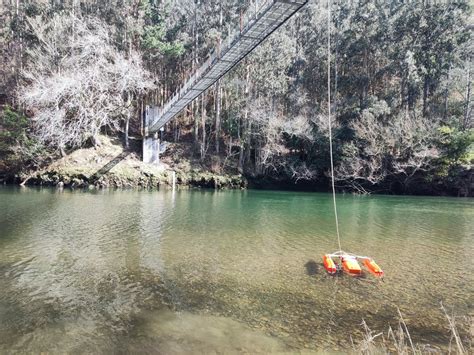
[143,0,308,163]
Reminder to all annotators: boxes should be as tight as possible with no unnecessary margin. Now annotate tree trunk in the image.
[72,0,76,40]
[422,77,429,117]
[200,93,206,160]
[215,79,221,154]
[443,66,451,120]
[238,63,251,173]
[193,100,199,145]
[463,67,471,129]
[15,0,21,85]
[174,119,179,142]
[125,92,131,149]
[215,3,223,154]
[224,88,232,157]
[238,112,246,173]
[245,119,252,171]
[192,3,200,147]
[92,135,101,148]
[140,99,144,136]
[125,114,130,149]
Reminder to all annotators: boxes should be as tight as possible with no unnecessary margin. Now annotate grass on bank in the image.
[352,304,471,354]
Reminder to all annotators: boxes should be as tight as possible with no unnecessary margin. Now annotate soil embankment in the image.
[12,136,246,190]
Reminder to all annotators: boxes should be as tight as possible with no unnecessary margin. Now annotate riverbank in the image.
[1,134,472,196]
[6,136,247,190]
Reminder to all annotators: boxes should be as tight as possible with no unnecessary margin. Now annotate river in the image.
[0,186,472,353]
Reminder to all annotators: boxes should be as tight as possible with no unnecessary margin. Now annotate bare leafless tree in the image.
[336,110,440,188]
[18,14,155,153]
[249,97,315,178]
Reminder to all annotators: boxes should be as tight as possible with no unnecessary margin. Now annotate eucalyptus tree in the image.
[0,0,472,193]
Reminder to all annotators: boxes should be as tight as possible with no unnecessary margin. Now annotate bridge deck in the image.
[146,0,308,134]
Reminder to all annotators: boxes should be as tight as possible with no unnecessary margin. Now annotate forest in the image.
[0,0,472,195]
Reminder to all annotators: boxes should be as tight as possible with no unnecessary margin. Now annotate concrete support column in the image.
[143,105,160,164]
[143,133,159,164]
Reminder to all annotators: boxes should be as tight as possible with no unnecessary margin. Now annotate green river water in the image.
[0,186,472,353]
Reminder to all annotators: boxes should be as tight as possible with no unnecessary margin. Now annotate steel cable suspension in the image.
[327,0,342,252]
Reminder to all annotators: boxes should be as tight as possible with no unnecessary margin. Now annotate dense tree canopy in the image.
[0,0,472,194]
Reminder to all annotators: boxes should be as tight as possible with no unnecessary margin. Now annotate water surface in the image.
[0,187,472,352]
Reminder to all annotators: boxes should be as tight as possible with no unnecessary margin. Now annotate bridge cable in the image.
[327,0,342,252]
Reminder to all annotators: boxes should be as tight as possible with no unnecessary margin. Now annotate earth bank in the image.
[8,136,247,190]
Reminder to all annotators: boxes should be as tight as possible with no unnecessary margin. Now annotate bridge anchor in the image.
[142,133,160,164]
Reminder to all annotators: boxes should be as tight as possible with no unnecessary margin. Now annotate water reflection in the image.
[0,187,472,352]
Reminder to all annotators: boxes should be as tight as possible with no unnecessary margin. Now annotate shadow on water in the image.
[304,260,319,275]
[91,151,131,180]
[0,189,471,352]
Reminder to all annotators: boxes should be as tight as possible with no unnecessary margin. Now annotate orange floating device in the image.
[323,254,337,274]
[341,256,362,275]
[363,258,384,277]
[322,251,383,278]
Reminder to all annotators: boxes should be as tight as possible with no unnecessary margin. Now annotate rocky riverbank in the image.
[12,136,247,190]
[2,134,471,196]
[21,168,247,190]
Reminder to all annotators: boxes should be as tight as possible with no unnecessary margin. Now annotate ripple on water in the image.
[0,187,472,352]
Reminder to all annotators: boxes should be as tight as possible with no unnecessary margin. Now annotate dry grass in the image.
[352,304,471,354]
[440,302,468,354]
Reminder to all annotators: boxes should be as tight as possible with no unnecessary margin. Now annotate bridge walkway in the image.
[144,0,308,163]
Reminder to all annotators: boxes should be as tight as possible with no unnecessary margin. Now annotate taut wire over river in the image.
[0,187,472,353]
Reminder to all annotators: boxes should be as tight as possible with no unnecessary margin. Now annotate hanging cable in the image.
[327,0,342,252]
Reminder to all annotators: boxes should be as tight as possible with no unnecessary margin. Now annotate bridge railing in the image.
[147,0,308,133]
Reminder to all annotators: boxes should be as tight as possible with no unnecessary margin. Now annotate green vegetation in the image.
[436,126,473,165]
[0,106,45,174]
[0,107,29,151]
[0,0,471,195]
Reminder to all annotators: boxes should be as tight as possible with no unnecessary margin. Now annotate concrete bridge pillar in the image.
[143,133,159,164]
[143,105,160,164]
